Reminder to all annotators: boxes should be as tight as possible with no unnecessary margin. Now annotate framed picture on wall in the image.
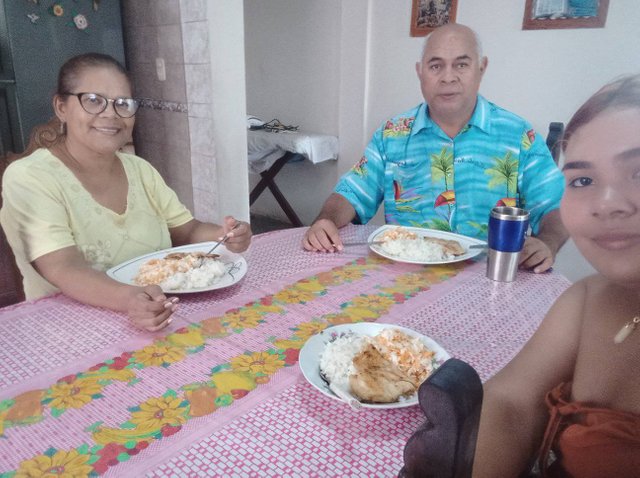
[522,0,609,30]
[410,0,458,37]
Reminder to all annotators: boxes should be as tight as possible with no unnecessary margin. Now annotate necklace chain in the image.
[614,316,640,344]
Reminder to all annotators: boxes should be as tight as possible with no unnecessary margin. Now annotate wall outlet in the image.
[155,58,166,82]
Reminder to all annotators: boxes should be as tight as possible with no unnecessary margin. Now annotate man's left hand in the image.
[519,236,554,273]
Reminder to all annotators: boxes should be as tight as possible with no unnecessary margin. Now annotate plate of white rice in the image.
[299,322,450,409]
[368,225,486,265]
[106,242,247,293]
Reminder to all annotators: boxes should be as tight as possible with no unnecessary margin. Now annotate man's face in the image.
[416,26,487,125]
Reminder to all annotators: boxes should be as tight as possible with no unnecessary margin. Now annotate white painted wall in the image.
[207,1,250,222]
[244,0,341,135]
[244,0,341,225]
[244,0,640,282]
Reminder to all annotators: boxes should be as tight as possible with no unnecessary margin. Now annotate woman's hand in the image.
[220,215,252,253]
[126,285,178,332]
[170,217,252,253]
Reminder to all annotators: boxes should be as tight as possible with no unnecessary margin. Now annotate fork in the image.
[320,371,362,411]
[341,240,384,247]
[207,222,241,254]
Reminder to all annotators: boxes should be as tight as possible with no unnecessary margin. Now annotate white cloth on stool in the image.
[247,129,339,174]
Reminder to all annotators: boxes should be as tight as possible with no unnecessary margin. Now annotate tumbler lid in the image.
[490,206,529,221]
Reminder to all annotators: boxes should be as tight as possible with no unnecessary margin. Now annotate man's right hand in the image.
[302,218,343,252]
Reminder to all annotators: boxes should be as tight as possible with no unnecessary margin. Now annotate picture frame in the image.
[522,0,609,30]
[410,0,458,37]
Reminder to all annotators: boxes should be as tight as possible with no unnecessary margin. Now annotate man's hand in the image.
[303,219,343,252]
[302,193,357,253]
[519,236,553,273]
[519,209,568,273]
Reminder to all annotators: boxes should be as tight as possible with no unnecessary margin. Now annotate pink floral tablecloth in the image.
[0,225,571,477]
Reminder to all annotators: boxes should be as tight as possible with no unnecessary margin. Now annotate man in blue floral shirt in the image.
[302,23,567,273]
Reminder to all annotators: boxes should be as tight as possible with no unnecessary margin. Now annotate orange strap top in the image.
[537,382,640,478]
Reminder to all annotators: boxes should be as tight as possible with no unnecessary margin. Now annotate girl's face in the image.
[561,108,640,286]
[54,65,135,156]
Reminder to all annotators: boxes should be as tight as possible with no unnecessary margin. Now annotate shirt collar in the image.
[412,95,491,137]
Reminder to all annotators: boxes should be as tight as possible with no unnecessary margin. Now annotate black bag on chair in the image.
[399,358,483,478]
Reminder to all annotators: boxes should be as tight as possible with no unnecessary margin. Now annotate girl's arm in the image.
[472,279,588,477]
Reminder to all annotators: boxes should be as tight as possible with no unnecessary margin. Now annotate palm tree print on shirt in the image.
[486,151,518,207]
[430,147,455,229]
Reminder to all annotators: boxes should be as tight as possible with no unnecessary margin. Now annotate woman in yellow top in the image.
[0,53,251,332]
[473,76,640,476]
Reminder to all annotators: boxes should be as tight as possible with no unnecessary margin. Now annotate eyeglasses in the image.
[63,92,140,118]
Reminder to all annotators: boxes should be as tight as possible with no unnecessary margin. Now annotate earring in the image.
[59,121,66,135]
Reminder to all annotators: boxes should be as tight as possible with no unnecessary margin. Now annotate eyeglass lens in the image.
[79,93,139,118]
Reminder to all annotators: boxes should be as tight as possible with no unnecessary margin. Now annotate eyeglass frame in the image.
[61,92,140,118]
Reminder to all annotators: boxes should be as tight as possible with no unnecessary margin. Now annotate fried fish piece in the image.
[424,237,466,256]
[349,343,416,403]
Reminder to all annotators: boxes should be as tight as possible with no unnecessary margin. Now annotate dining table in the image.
[0,224,571,477]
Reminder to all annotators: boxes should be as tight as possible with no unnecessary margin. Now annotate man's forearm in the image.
[534,209,569,256]
[314,193,357,229]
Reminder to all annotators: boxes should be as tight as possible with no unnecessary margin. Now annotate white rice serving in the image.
[380,237,452,261]
[160,258,227,290]
[319,333,366,388]
[376,227,456,262]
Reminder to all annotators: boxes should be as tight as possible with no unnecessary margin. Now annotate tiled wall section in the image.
[180,0,219,223]
[121,0,219,222]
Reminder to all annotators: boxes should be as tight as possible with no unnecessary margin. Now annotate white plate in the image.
[299,322,450,409]
[367,225,486,265]
[106,242,247,294]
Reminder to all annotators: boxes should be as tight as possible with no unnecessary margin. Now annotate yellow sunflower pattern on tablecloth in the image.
[15,449,93,478]
[131,345,186,368]
[129,395,189,432]
[47,378,104,410]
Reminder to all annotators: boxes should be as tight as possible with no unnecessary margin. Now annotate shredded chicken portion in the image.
[134,252,220,286]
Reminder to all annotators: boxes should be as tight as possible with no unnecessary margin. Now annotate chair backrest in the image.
[0,155,25,307]
[399,358,483,478]
[546,122,565,164]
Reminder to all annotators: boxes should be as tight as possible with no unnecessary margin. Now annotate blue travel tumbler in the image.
[486,206,530,282]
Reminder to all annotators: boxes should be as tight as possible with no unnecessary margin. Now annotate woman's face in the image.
[54,65,135,156]
[561,108,640,285]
